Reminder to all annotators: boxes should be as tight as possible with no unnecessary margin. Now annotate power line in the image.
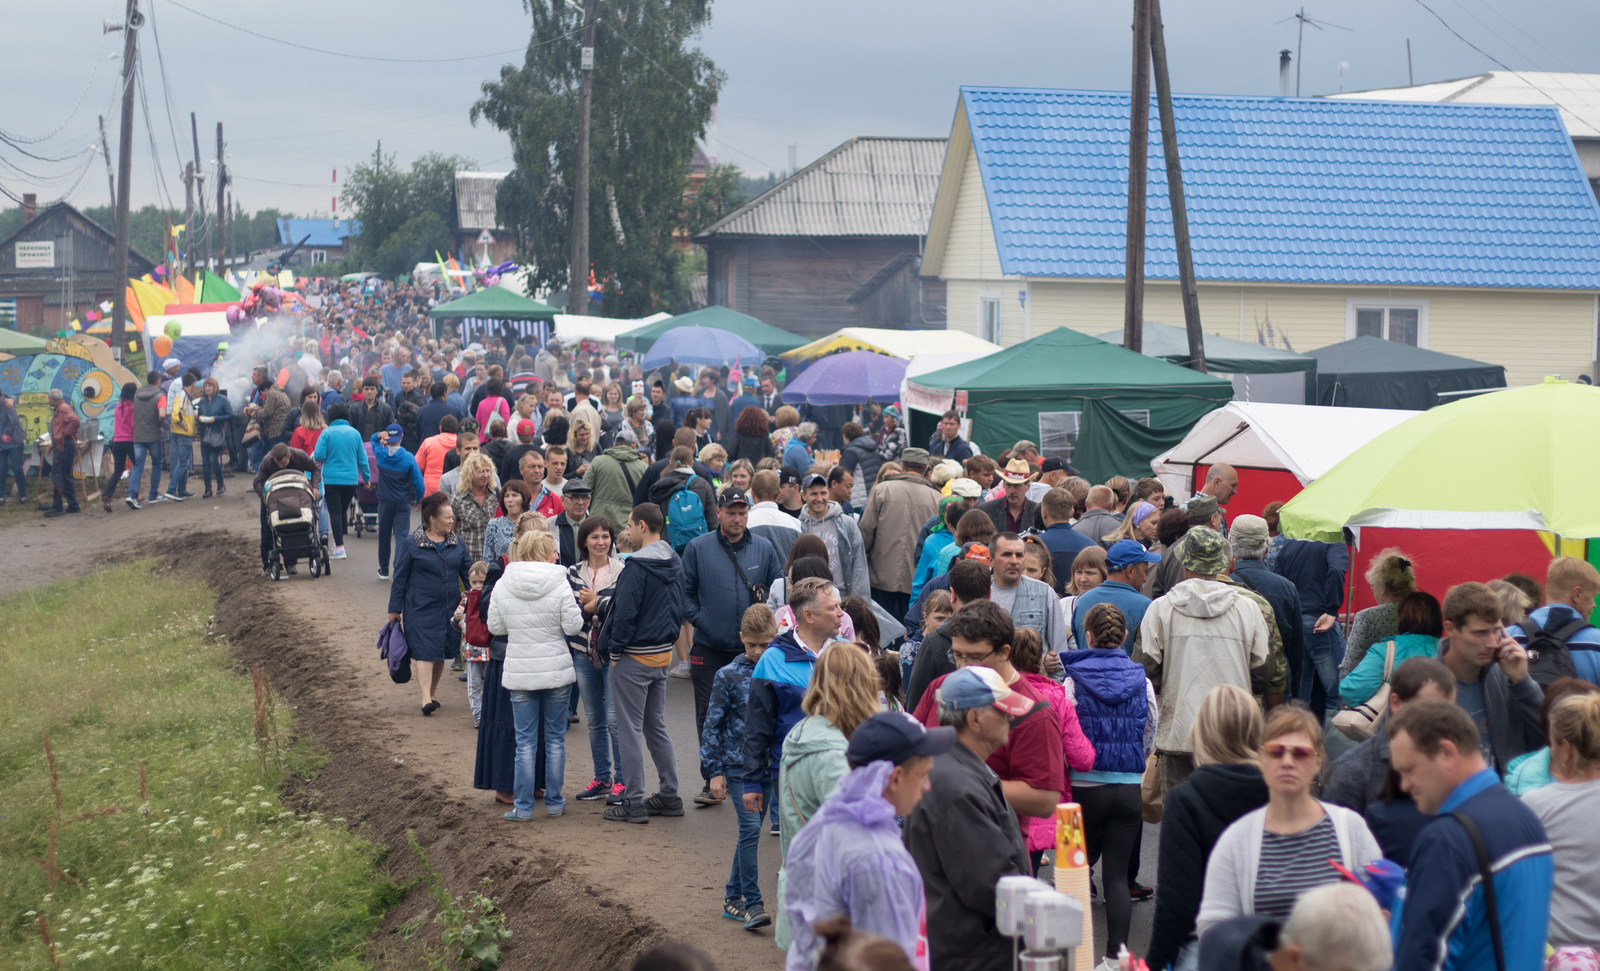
[0,34,109,146]
[1409,0,1578,111]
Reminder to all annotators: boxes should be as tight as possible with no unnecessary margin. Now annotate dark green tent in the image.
[427,287,559,342]
[1307,336,1505,410]
[1094,321,1317,404]
[613,305,805,356]
[907,328,1233,483]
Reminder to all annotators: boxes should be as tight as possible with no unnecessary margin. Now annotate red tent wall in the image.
[1195,466,1305,522]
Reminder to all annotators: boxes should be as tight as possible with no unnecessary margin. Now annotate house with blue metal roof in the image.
[921,86,1600,387]
[274,217,359,267]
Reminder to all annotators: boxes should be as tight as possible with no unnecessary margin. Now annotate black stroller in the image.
[263,469,331,580]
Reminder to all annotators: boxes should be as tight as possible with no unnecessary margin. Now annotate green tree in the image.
[472,0,724,316]
[341,149,476,271]
[370,212,455,279]
[685,162,744,236]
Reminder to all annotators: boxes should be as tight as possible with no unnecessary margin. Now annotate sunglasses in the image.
[1264,743,1318,762]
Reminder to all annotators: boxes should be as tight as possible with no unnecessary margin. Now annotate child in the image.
[900,589,952,688]
[452,561,491,727]
[700,604,778,931]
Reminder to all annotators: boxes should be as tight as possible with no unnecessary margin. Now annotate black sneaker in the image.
[742,902,772,930]
[693,783,723,807]
[721,899,746,922]
[603,803,648,824]
[643,793,684,817]
[1129,882,1155,902]
[577,779,610,801]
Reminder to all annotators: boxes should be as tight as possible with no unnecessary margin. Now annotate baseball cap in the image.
[936,667,1035,718]
[846,712,956,768]
[384,423,403,438]
[958,541,991,565]
[999,458,1033,483]
[948,477,982,499]
[801,472,829,490]
[1181,526,1229,575]
[718,487,752,507]
[899,447,930,468]
[1230,514,1270,547]
[516,418,535,439]
[614,423,638,444]
[778,466,802,487]
[562,478,593,496]
[1106,539,1162,571]
[1039,456,1075,475]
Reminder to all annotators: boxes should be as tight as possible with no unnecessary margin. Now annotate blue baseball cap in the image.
[846,712,956,768]
[384,423,403,438]
[936,667,1035,718]
[1106,539,1162,571]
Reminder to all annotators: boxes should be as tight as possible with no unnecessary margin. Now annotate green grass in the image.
[0,562,398,969]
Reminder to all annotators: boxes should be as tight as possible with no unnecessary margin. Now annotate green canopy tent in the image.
[427,287,560,344]
[906,328,1234,483]
[1094,321,1317,405]
[0,329,51,354]
[1306,336,1506,410]
[613,305,806,357]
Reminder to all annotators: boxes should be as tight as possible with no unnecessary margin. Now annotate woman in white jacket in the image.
[488,529,585,820]
[1197,705,1381,934]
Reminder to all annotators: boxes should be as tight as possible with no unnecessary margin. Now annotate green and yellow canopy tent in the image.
[427,286,560,343]
[905,327,1233,483]
[613,305,805,358]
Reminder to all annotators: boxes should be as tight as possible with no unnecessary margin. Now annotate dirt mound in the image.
[124,532,668,970]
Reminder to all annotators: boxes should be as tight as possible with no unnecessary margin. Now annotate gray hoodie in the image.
[798,500,871,600]
[1137,578,1271,752]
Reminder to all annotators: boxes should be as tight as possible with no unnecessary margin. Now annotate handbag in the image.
[1140,751,1163,823]
[722,541,769,605]
[377,619,412,685]
[1332,639,1397,740]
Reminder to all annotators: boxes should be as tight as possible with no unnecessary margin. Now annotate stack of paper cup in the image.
[1054,802,1095,971]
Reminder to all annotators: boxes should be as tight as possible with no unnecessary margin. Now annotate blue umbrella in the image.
[779,350,908,406]
[640,325,763,371]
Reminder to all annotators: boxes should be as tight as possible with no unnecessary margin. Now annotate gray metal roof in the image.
[696,137,947,238]
[455,171,509,231]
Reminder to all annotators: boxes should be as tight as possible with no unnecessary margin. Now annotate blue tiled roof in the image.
[276,218,359,248]
[962,87,1600,289]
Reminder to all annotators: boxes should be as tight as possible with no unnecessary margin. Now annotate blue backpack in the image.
[667,474,707,550]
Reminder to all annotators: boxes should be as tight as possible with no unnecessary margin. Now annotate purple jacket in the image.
[781,760,925,971]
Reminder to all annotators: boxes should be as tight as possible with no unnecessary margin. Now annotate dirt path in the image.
[3,489,785,970]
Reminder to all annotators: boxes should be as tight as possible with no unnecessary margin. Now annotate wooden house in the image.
[0,197,156,335]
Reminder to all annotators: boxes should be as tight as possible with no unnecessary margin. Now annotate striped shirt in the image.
[1253,813,1341,920]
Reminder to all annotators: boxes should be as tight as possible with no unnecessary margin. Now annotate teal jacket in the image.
[775,714,850,951]
[1339,632,1439,708]
[311,420,370,486]
[1505,748,1552,796]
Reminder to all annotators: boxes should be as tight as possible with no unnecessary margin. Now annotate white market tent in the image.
[782,327,1000,370]
[1150,401,1419,500]
[552,312,670,346]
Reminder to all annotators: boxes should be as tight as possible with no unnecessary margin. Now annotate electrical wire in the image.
[0,33,108,145]
[1410,0,1582,112]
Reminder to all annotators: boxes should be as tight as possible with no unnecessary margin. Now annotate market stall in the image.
[1094,322,1317,404]
[427,286,559,343]
[1307,336,1505,409]
[613,305,805,357]
[782,326,999,375]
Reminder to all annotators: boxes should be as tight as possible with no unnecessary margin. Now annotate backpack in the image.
[1524,609,1590,689]
[464,589,491,647]
[666,473,707,550]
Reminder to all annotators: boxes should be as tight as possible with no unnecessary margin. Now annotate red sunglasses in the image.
[1264,743,1317,762]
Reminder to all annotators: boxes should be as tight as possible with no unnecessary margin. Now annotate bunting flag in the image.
[175,274,196,305]
[200,270,241,304]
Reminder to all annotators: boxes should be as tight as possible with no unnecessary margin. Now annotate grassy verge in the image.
[0,562,398,969]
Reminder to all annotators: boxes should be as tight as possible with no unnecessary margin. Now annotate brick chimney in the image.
[22,193,37,224]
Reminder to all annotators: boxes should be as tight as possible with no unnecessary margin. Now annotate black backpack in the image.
[1522,610,1590,689]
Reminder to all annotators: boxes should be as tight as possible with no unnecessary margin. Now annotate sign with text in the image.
[14,241,54,269]
[954,390,968,411]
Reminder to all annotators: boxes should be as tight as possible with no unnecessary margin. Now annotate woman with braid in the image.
[1063,603,1158,971]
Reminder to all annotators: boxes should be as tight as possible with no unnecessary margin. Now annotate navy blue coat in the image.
[1231,560,1305,672]
[387,527,474,663]
[683,528,784,655]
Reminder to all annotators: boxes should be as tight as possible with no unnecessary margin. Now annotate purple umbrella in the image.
[780,350,907,406]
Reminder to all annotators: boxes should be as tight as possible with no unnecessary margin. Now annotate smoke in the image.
[212,316,310,408]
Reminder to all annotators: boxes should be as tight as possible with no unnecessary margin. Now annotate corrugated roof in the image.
[275,218,357,248]
[696,136,946,238]
[961,86,1600,289]
[1330,72,1600,139]
[455,171,509,231]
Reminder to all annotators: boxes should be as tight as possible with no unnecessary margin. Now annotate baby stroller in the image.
[264,469,330,580]
[349,443,380,538]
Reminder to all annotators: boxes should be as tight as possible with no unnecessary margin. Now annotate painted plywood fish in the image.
[0,336,139,446]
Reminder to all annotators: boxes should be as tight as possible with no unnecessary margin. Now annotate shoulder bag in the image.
[722,541,769,605]
[1451,811,1506,971]
[1332,639,1397,741]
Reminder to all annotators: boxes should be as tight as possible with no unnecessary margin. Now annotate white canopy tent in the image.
[551,312,670,346]
[1150,401,1419,500]
[901,350,1003,415]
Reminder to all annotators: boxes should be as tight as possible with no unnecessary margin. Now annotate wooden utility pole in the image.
[191,113,206,272]
[110,0,139,363]
[182,162,193,275]
[1149,0,1205,372]
[97,116,116,212]
[215,123,226,271]
[567,0,598,317]
[1121,0,1152,353]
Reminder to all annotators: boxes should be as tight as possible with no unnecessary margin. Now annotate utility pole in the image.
[182,162,193,276]
[110,0,139,363]
[1122,0,1151,353]
[191,113,206,272]
[1149,0,1205,372]
[215,122,226,271]
[97,116,116,212]
[567,0,597,317]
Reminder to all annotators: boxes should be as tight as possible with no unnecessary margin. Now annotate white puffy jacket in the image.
[487,560,583,692]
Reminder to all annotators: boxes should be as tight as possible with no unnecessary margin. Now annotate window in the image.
[1346,299,1427,347]
[1039,409,1150,463]
[311,250,327,265]
[979,293,1001,344]
[0,298,14,330]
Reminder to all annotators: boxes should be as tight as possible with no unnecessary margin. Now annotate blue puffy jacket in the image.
[1063,648,1148,778]
[742,629,819,784]
[370,433,424,504]
[311,419,369,486]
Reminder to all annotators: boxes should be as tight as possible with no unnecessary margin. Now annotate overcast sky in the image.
[6,0,1599,215]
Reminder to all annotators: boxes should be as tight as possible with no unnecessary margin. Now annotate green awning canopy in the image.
[1095,321,1317,404]
[428,286,560,321]
[613,305,806,356]
[0,329,51,354]
[908,327,1234,482]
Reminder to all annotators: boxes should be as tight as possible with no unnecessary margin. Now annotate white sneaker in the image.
[331,546,347,559]
[163,492,184,502]
[1095,960,1121,971]
[667,661,691,679]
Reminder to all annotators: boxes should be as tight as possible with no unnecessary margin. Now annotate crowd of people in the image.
[91,288,1597,971]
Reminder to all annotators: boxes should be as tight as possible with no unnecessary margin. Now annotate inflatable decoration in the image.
[164,319,183,341]
[152,335,173,357]
[225,305,242,325]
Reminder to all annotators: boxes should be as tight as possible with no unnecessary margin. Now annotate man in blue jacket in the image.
[602,503,688,824]
[370,423,424,580]
[1273,535,1350,720]
[683,487,783,805]
[1508,556,1600,684]
[1229,515,1305,685]
[1387,699,1552,971]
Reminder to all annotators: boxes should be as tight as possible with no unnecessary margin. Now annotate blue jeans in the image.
[169,434,193,496]
[130,441,163,500]
[377,500,410,574]
[510,686,570,816]
[201,444,226,492]
[725,770,774,906]
[1300,614,1346,724]
[572,652,623,786]
[0,446,25,499]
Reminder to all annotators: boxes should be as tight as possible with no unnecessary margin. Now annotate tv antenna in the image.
[1275,7,1352,96]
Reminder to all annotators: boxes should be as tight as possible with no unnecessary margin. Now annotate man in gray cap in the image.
[1134,526,1276,793]
[1229,514,1302,706]
[860,446,942,620]
[1148,492,1223,599]
[550,478,593,567]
